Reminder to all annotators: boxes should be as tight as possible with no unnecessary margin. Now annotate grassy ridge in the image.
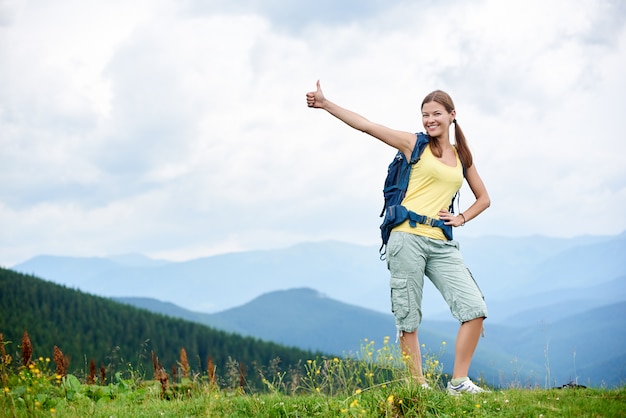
[38,387,626,417]
[0,346,624,417]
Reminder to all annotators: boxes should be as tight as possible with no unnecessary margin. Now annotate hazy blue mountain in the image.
[13,241,392,314]
[476,275,626,325]
[114,288,626,388]
[12,233,626,323]
[480,302,626,388]
[458,232,625,297]
[107,253,171,268]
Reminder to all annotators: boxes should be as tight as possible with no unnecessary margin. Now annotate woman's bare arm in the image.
[306,80,415,157]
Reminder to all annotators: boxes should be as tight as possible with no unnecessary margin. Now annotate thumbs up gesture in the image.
[306,80,326,108]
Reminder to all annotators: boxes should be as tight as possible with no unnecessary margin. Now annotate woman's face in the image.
[422,101,455,138]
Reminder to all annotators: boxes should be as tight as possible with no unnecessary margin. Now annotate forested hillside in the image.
[0,267,324,387]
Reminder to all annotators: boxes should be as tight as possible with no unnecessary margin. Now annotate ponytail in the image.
[454,120,473,170]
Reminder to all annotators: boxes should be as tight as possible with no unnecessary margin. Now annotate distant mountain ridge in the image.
[12,233,626,323]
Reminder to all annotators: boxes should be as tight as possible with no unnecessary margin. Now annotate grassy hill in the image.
[0,267,325,389]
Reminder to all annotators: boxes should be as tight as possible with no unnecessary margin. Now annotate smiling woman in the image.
[306,81,491,394]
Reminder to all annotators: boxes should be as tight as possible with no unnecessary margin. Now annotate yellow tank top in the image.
[392,145,463,240]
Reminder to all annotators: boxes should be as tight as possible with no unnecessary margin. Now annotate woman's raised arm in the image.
[306,80,416,157]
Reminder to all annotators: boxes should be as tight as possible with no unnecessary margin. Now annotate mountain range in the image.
[10,232,626,387]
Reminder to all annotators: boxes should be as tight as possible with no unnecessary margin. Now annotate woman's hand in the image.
[306,80,326,108]
[439,209,465,227]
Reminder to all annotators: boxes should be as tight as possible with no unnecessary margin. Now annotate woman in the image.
[306,81,490,395]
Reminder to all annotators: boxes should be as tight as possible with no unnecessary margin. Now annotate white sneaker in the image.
[447,379,487,395]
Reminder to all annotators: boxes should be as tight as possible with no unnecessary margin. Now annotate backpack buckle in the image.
[421,216,435,227]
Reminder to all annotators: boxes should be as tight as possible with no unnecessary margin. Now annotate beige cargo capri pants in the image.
[386,232,488,335]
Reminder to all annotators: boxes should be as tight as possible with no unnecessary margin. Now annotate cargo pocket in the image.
[386,232,405,270]
[390,276,409,319]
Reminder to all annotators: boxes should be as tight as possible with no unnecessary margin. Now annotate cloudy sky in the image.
[1,0,625,267]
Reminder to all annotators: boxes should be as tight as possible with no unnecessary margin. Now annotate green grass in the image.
[1,336,624,417]
[2,381,624,417]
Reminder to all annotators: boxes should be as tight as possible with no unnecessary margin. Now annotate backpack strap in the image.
[411,132,429,163]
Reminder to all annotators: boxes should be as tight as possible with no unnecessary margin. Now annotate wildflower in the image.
[45,358,50,363]
[442,341,447,346]
[50,408,56,414]
[53,346,69,377]
[350,399,359,408]
[3,387,9,393]
[333,357,339,363]
[21,331,33,367]
[475,404,481,409]
[387,395,395,404]
[355,389,362,395]
[307,360,312,364]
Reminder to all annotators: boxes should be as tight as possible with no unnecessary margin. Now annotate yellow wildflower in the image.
[387,395,395,404]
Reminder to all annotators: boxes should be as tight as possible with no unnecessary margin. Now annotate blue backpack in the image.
[379,133,463,257]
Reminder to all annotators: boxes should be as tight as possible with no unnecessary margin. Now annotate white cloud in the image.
[1,0,625,266]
